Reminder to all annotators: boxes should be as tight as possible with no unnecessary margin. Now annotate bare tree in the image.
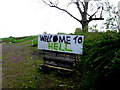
[42,0,106,32]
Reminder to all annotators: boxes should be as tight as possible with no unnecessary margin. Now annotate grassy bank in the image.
[2,31,120,89]
[1,36,37,44]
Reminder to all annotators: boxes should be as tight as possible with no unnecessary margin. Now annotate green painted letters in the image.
[54,43,58,50]
[65,43,72,52]
[59,43,65,51]
[48,42,72,52]
[48,42,53,49]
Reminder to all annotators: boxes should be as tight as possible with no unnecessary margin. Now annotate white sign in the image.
[38,34,84,54]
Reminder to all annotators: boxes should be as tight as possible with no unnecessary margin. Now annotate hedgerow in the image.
[78,31,120,90]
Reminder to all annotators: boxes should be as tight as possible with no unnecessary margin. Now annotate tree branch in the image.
[89,6,101,19]
[51,5,81,23]
[76,1,83,16]
[42,0,105,31]
[84,1,89,12]
[88,6,104,22]
[42,0,81,23]
[67,0,76,8]
[90,18,104,20]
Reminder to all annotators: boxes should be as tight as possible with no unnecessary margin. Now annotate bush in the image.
[77,31,120,90]
[74,28,84,35]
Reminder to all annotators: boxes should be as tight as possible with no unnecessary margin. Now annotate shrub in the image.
[77,31,120,89]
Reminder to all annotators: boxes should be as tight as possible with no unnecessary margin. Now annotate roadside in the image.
[2,44,42,88]
[1,36,38,46]
[17,37,38,46]
[2,44,78,89]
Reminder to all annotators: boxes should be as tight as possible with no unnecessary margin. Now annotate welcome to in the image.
[38,34,84,54]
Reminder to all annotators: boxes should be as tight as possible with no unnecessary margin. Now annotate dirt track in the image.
[2,44,42,88]
[2,44,40,63]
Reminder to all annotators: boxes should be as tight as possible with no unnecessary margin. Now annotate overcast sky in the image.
[0,0,120,38]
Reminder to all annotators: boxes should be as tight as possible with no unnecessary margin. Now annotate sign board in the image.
[38,34,84,54]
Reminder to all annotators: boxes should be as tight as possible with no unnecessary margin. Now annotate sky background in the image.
[0,0,120,38]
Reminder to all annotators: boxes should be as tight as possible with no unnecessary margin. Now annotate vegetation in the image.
[2,30,120,89]
[2,36,37,44]
[2,45,43,88]
[2,44,80,89]
[74,30,120,89]
[19,39,38,47]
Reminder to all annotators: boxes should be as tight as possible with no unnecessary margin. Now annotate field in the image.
[2,43,79,89]
[1,36,38,46]
[1,31,120,89]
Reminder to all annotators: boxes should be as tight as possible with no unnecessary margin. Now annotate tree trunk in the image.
[81,21,89,32]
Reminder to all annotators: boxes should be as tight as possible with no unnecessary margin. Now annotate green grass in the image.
[2,46,42,88]
[3,57,75,88]
[2,36,38,44]
[2,45,78,89]
[15,36,37,43]
[19,39,38,46]
[3,59,42,88]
